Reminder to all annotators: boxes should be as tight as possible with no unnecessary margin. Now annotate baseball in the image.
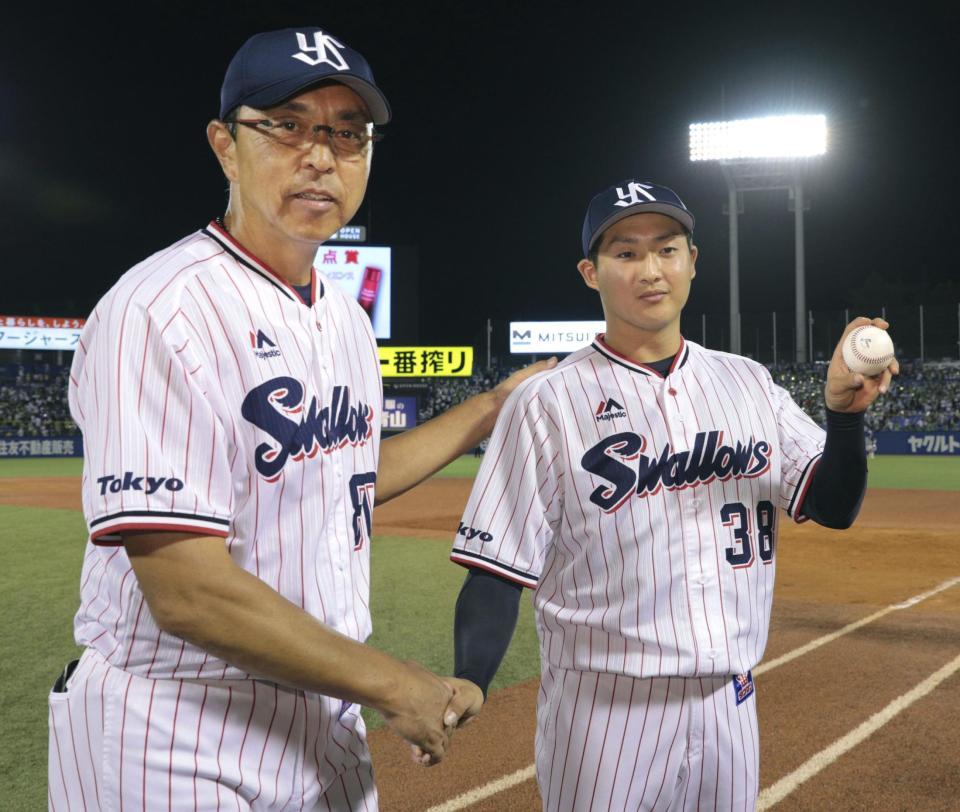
[842,325,895,376]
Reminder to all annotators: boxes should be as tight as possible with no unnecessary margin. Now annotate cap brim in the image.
[236,74,392,125]
[587,203,695,253]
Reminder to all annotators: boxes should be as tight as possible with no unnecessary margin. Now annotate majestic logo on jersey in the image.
[581,430,772,513]
[292,31,350,70]
[249,329,282,359]
[96,472,184,496]
[456,522,494,543]
[241,378,374,481]
[595,397,627,422]
[614,181,657,207]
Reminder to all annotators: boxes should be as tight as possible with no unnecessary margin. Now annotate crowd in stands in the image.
[769,359,960,431]
[0,363,77,439]
[1,358,958,441]
[416,363,504,425]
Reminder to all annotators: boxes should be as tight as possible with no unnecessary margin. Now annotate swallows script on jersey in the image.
[581,430,772,512]
[241,378,374,480]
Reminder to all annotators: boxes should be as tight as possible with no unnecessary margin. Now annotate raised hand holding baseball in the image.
[842,324,895,375]
[825,317,900,412]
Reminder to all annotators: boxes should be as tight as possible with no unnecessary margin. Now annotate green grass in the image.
[867,455,960,490]
[434,455,483,479]
[1,506,87,810]
[0,457,83,478]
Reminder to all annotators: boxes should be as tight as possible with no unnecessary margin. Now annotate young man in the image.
[449,179,898,810]
[49,27,540,810]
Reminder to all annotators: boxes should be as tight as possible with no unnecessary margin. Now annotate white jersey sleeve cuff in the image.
[450,549,539,589]
[786,453,822,523]
[89,510,231,545]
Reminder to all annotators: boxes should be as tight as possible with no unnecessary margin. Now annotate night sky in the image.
[3,3,958,348]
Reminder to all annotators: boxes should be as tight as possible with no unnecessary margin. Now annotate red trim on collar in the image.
[668,337,688,374]
[206,220,314,305]
[593,334,687,378]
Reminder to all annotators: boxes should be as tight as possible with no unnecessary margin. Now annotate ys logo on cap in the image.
[292,31,350,70]
[615,182,658,208]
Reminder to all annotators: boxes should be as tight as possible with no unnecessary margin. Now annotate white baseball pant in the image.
[535,664,759,811]
[48,648,378,811]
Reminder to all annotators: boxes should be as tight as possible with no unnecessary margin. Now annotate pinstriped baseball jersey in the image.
[451,335,825,679]
[68,221,382,680]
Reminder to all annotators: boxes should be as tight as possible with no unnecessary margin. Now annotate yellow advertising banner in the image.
[378,347,474,377]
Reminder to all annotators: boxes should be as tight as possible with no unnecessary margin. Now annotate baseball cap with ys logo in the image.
[220,28,392,125]
[581,180,695,257]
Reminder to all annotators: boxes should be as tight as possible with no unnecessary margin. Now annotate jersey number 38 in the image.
[720,500,775,569]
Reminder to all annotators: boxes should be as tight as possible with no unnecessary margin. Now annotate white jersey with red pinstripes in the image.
[451,335,825,679]
[68,221,382,679]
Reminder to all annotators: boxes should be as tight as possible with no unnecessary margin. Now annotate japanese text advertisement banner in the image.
[0,316,85,351]
[379,347,473,377]
[876,431,960,455]
[382,396,417,430]
[314,246,391,338]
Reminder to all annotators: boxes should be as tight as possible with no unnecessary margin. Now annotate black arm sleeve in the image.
[798,407,868,529]
[453,568,523,698]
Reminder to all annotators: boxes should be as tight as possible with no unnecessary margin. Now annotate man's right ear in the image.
[207,120,238,183]
[577,258,600,291]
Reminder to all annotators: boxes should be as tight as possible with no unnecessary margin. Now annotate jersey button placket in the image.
[668,377,711,664]
[311,294,347,618]
[661,380,687,451]
[330,464,349,621]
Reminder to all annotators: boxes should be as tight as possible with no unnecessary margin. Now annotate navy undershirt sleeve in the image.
[798,407,868,529]
[453,569,523,698]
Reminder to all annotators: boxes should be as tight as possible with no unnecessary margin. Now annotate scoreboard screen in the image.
[314,245,392,339]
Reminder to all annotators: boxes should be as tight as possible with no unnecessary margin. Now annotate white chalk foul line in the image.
[755,575,960,677]
[429,577,960,811]
[424,765,536,812]
[757,650,960,809]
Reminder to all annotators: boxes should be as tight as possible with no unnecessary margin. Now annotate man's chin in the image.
[285,218,343,245]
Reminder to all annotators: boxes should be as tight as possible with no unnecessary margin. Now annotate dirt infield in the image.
[368,481,960,811]
[0,476,82,511]
[6,476,959,810]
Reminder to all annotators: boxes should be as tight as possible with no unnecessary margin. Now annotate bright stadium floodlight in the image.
[689,114,827,162]
[689,113,828,361]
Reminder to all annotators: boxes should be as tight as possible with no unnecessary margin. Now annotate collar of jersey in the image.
[592,334,690,378]
[203,220,323,306]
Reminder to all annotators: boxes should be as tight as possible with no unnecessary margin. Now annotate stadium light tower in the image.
[689,114,828,360]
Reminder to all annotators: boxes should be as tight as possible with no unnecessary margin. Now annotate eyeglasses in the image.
[231,116,383,158]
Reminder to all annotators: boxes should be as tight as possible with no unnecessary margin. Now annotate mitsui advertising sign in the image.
[509,321,605,354]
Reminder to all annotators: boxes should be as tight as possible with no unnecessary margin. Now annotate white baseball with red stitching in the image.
[842,325,895,376]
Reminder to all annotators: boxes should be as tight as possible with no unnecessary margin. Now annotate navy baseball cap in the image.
[220,28,391,124]
[581,180,695,257]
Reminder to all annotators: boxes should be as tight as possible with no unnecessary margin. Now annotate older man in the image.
[49,27,541,810]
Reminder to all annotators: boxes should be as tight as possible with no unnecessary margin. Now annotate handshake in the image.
[376,661,485,766]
